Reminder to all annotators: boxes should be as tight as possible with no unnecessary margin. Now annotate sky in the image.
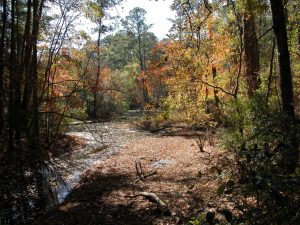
[111,0,176,40]
[75,0,176,41]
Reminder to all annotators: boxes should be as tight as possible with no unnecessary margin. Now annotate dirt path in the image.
[34,126,233,225]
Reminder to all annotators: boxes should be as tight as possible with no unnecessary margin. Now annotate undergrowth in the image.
[219,95,300,224]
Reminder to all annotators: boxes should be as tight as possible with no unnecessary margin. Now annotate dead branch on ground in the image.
[135,160,157,183]
[124,191,174,216]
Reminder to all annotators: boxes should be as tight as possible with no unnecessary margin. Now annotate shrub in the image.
[220,94,300,224]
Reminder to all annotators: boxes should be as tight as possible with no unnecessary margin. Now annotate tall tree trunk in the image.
[137,26,143,71]
[8,0,16,150]
[14,0,21,141]
[205,73,209,114]
[270,0,298,173]
[243,0,260,97]
[94,19,102,119]
[29,0,43,150]
[137,26,148,107]
[270,0,296,119]
[212,66,220,119]
[142,27,148,105]
[0,0,7,134]
[266,38,276,101]
[22,0,33,140]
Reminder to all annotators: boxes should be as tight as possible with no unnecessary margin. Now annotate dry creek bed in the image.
[36,121,234,225]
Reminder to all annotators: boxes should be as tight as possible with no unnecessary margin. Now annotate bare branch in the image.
[258,26,274,40]
[197,79,235,97]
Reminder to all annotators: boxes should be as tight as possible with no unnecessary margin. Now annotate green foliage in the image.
[220,94,295,166]
[85,2,105,22]
[188,214,206,225]
[219,94,300,223]
[162,91,212,127]
[138,111,168,131]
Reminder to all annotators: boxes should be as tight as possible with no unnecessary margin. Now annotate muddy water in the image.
[52,121,150,202]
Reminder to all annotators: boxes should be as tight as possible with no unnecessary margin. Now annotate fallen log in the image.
[124,191,175,216]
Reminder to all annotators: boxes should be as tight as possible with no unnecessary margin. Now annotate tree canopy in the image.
[0,0,299,224]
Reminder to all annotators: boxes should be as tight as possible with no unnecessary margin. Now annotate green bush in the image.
[219,94,300,224]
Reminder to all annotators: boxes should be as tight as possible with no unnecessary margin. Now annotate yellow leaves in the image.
[85,2,105,22]
[156,7,244,122]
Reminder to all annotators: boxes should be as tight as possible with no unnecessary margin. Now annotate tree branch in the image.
[258,26,274,40]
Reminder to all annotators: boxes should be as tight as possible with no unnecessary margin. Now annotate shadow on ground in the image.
[32,171,175,225]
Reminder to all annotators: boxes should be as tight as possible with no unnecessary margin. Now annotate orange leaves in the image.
[87,66,113,94]
[151,7,244,122]
[41,48,86,114]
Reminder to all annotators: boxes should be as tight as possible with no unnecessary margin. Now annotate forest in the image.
[0,0,299,224]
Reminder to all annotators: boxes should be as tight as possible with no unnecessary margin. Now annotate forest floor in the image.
[33,121,236,225]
